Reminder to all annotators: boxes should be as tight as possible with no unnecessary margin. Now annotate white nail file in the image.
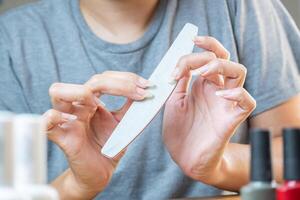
[101,23,198,158]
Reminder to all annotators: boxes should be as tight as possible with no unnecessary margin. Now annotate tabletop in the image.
[176,195,240,200]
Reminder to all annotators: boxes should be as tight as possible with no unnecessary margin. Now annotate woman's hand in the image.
[163,36,256,186]
[44,71,153,199]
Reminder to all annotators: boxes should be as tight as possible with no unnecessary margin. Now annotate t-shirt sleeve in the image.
[229,0,300,116]
[0,24,30,113]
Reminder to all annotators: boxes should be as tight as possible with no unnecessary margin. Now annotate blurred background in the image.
[0,0,300,28]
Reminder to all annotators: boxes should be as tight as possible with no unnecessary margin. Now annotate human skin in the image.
[47,71,154,200]
[43,0,300,199]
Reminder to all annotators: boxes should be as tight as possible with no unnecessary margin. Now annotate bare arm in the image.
[46,72,153,199]
[51,169,99,200]
[164,35,300,192]
[213,94,300,191]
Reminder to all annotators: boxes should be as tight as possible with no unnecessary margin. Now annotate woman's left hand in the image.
[163,36,256,186]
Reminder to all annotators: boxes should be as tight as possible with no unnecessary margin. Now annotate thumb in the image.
[167,75,192,105]
[43,109,77,146]
[112,99,133,122]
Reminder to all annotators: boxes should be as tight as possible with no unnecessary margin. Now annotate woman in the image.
[0,0,300,199]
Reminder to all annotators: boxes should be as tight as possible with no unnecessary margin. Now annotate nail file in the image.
[101,23,198,158]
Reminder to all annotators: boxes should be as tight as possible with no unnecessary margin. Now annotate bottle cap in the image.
[13,114,47,186]
[250,129,273,182]
[0,112,14,186]
[283,128,300,180]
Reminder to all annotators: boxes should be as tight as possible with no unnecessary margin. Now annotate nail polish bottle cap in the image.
[283,128,300,180]
[13,114,47,187]
[250,129,273,182]
[0,112,14,186]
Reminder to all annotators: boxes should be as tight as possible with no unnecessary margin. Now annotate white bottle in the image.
[13,114,59,200]
[0,112,22,200]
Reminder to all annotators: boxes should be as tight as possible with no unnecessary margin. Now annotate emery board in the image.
[101,23,198,158]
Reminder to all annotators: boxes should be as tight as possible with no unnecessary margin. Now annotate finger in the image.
[100,71,154,89]
[167,75,192,108]
[111,148,127,162]
[204,74,225,87]
[215,88,256,112]
[49,83,97,112]
[43,109,77,148]
[194,36,230,60]
[93,95,106,108]
[173,75,191,95]
[197,59,247,87]
[171,51,216,80]
[43,109,77,131]
[85,72,153,101]
[112,99,134,122]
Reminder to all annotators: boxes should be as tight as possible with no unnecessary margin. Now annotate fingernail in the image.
[227,52,231,60]
[215,90,230,97]
[171,68,180,79]
[197,65,209,76]
[144,92,154,99]
[61,113,77,121]
[194,36,205,43]
[72,101,81,106]
[219,76,225,87]
[192,36,197,42]
[168,77,177,85]
[94,96,106,107]
[59,122,70,129]
[138,78,155,88]
[136,87,147,96]
[136,88,154,99]
[147,81,156,88]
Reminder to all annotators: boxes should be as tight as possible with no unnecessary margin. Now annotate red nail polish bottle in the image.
[277,128,300,200]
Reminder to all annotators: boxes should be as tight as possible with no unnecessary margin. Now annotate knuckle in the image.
[84,84,93,93]
[82,85,93,97]
[206,51,217,60]
[126,72,139,81]
[223,50,230,60]
[212,59,223,73]
[240,88,257,111]
[126,82,137,94]
[213,58,222,66]
[252,99,257,109]
[114,80,134,94]
[250,95,257,109]
[239,64,247,75]
[90,74,103,82]
[91,74,101,80]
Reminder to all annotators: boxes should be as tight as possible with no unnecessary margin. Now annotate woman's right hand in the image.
[43,71,153,200]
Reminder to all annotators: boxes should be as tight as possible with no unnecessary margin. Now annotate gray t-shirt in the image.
[1,0,300,199]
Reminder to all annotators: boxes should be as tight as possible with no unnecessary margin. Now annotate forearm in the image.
[211,137,283,191]
[51,168,100,200]
[210,143,250,191]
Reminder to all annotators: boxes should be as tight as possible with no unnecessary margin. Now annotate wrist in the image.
[195,157,226,188]
[52,169,102,200]
[67,169,102,199]
[207,143,250,191]
[208,154,230,188]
